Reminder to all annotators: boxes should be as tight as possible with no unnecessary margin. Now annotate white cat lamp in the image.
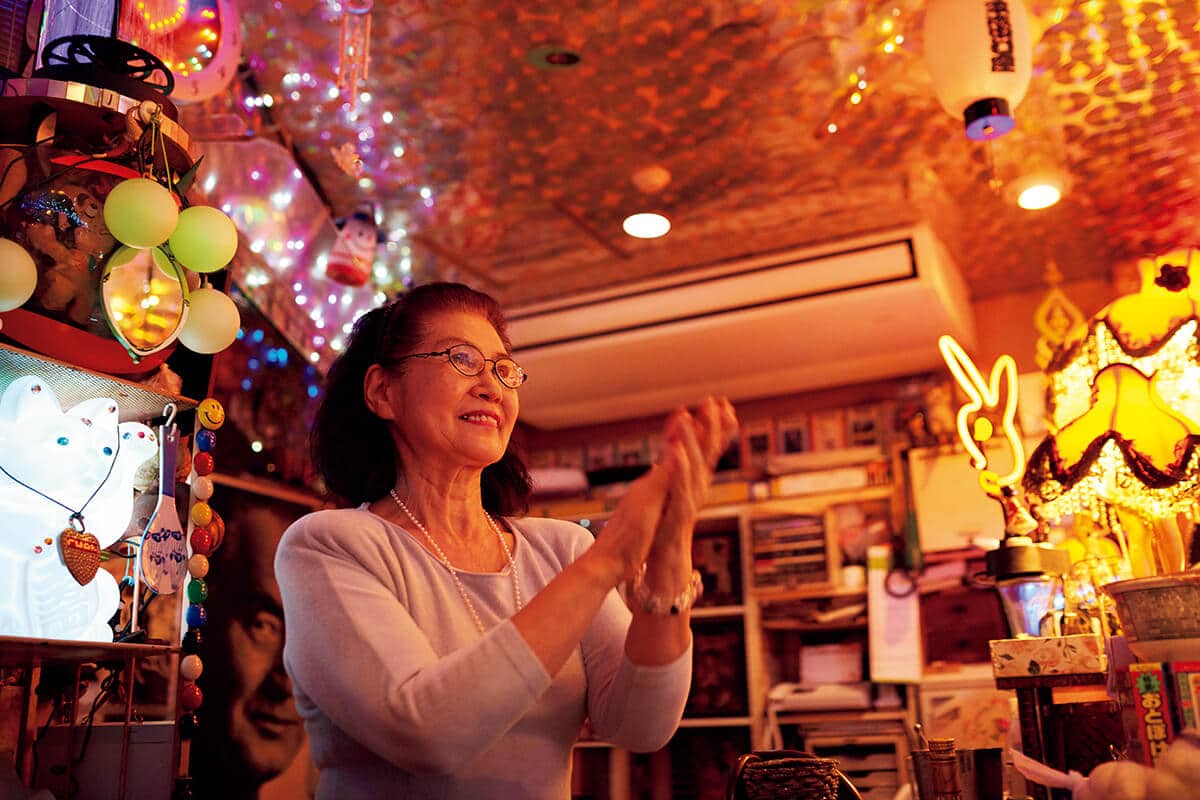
[0,375,157,642]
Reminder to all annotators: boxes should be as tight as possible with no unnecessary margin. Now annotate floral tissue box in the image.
[990,634,1107,678]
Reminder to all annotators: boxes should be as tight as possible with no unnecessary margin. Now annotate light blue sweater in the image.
[275,508,692,799]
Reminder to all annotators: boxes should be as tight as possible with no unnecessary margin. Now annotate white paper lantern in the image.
[924,0,1032,140]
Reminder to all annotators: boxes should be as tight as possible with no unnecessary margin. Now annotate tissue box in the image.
[989,634,1106,678]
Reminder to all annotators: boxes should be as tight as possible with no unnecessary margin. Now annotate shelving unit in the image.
[543,468,910,799]
[0,637,181,795]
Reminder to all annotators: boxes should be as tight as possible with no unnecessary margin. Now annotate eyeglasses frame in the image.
[384,343,528,389]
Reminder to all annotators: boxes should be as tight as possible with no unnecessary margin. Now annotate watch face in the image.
[117,0,243,103]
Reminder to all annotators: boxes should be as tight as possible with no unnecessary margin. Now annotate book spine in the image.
[1169,661,1200,731]
[1128,663,1175,765]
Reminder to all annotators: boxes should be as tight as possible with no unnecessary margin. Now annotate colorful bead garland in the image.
[177,397,224,785]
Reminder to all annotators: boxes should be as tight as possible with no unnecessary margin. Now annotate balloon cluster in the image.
[103,178,241,354]
[177,398,226,748]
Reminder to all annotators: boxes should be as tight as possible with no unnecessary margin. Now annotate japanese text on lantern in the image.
[986,1,1015,72]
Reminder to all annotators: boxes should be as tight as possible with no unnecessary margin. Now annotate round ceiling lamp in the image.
[623,213,671,239]
[924,0,1032,141]
[527,45,582,69]
[1010,172,1067,210]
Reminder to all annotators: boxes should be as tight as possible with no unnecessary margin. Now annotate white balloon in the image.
[0,238,38,312]
[178,287,240,354]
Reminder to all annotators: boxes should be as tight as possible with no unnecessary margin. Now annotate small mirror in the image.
[101,246,190,359]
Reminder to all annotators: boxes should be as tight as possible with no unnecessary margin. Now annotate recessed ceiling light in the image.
[1009,170,1069,210]
[1017,183,1062,210]
[526,45,581,69]
[623,213,670,239]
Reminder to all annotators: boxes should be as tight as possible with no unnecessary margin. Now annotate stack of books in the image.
[751,515,828,593]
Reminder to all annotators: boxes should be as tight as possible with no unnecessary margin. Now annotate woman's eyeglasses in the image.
[389,343,528,389]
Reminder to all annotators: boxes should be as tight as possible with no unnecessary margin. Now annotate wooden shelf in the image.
[760,618,867,632]
[0,342,197,422]
[0,635,177,667]
[678,716,752,728]
[533,480,894,523]
[773,709,908,726]
[755,586,868,604]
[691,604,746,620]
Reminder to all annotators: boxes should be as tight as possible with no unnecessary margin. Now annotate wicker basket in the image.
[726,750,851,800]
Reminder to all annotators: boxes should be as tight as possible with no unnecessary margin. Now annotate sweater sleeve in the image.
[274,513,552,774]
[569,531,693,752]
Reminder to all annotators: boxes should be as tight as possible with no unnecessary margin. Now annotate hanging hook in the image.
[162,402,177,429]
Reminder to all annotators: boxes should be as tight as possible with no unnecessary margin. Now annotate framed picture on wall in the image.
[846,404,883,448]
[741,421,773,474]
[810,409,847,451]
[777,415,811,455]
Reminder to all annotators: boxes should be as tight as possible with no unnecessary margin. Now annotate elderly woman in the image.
[275,282,737,799]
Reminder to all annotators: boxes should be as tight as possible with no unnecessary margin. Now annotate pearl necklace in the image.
[389,489,522,635]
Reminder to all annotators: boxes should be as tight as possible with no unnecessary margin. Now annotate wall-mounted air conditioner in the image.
[508,224,976,429]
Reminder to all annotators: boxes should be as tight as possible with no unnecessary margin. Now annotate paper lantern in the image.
[103,178,180,249]
[169,206,238,274]
[0,238,37,311]
[178,287,240,354]
[924,0,1032,140]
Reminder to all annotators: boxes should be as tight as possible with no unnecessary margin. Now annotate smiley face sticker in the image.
[197,398,225,430]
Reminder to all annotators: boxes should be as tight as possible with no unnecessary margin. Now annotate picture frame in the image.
[810,409,847,451]
[777,415,811,455]
[740,420,773,475]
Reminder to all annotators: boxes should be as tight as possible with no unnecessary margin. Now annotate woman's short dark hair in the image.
[311,282,532,514]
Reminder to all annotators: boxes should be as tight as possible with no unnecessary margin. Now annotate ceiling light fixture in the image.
[1017,183,1062,211]
[622,213,670,239]
[1007,170,1069,211]
[527,45,582,70]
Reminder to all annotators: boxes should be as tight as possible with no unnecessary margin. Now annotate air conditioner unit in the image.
[508,224,976,429]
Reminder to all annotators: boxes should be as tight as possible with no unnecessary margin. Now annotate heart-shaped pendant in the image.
[59,528,101,586]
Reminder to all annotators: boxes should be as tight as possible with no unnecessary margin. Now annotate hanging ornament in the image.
[0,238,38,312]
[197,398,225,430]
[325,203,381,286]
[104,177,180,249]
[177,285,241,354]
[331,142,365,179]
[923,0,1032,141]
[168,206,239,274]
[139,404,189,595]
[336,0,374,109]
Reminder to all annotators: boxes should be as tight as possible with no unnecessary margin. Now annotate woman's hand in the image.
[651,397,739,557]
[585,450,678,585]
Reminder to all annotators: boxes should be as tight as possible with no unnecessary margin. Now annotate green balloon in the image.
[103,178,179,249]
[169,206,238,273]
[187,578,209,604]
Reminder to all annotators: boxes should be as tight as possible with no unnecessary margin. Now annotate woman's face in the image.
[385,310,519,470]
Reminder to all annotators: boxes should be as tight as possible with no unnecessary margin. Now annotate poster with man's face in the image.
[191,479,321,800]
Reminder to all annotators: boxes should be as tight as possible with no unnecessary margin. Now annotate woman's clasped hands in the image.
[594,396,739,587]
